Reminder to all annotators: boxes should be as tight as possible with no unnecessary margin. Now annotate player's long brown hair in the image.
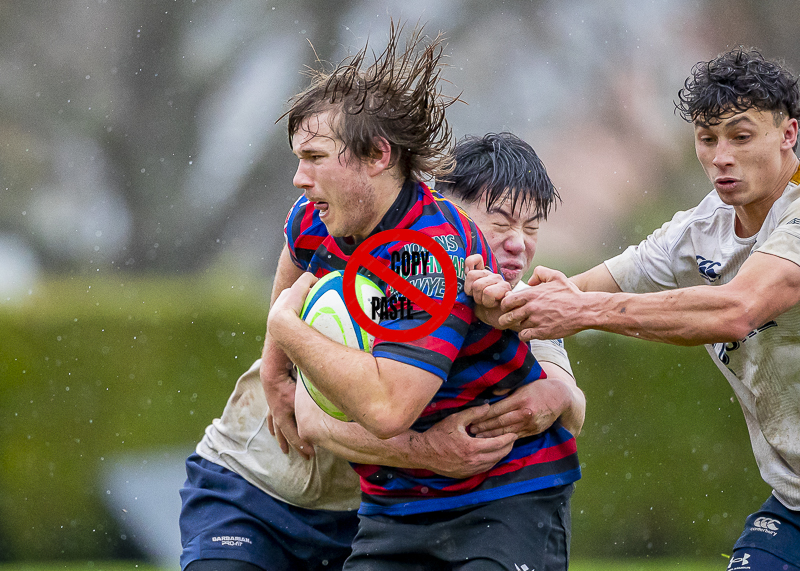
[285,20,459,182]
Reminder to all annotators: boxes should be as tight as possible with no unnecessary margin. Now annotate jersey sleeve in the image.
[604,212,689,294]
[284,195,327,271]
[528,339,573,377]
[756,194,800,268]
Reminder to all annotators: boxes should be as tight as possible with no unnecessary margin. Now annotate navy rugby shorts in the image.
[729,494,800,570]
[344,483,573,571]
[179,453,358,571]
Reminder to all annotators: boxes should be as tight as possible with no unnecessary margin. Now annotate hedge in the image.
[0,274,768,561]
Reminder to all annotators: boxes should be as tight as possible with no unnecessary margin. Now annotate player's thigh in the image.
[450,484,573,571]
[179,453,357,571]
[731,495,800,569]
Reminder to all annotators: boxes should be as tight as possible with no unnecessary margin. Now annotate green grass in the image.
[571,559,725,570]
[0,559,728,571]
[0,563,164,571]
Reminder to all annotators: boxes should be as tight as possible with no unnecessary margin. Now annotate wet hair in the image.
[676,47,800,127]
[284,20,458,182]
[435,132,560,220]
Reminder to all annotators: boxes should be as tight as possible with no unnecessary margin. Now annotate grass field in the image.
[0,559,727,571]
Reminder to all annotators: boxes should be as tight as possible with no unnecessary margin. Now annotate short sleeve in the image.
[528,339,573,377]
[757,195,800,269]
[605,215,684,294]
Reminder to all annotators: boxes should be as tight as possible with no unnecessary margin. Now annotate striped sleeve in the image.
[284,195,327,271]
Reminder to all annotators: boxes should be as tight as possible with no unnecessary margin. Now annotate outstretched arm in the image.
[502,252,800,345]
[295,380,517,479]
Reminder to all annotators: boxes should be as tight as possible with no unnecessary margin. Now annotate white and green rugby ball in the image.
[297,270,384,422]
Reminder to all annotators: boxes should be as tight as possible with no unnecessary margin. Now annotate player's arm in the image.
[268,273,442,440]
[294,380,516,479]
[260,245,310,457]
[468,360,585,439]
[501,252,800,345]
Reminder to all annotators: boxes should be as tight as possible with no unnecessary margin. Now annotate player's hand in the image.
[261,356,313,460]
[469,379,574,440]
[499,266,585,341]
[419,404,517,479]
[465,255,511,308]
[268,272,318,332]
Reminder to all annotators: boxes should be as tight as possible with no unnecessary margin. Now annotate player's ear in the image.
[365,137,393,176]
[780,117,798,151]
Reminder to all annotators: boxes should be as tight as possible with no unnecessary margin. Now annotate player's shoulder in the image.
[285,194,327,238]
[656,190,733,243]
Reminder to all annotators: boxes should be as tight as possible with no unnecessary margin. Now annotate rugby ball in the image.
[297,270,384,422]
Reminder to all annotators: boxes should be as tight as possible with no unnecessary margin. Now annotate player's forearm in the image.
[295,381,433,468]
[269,311,423,438]
[585,286,753,345]
[537,361,585,437]
[557,382,585,437]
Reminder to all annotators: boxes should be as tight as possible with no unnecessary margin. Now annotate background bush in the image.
[0,274,768,561]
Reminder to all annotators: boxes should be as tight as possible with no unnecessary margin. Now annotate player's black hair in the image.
[676,47,800,129]
[435,132,560,220]
[284,20,458,182]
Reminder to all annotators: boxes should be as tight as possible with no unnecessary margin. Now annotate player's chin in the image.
[501,268,522,285]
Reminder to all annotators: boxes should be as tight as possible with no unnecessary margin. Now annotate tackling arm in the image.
[503,253,800,345]
[260,245,309,456]
[294,380,517,479]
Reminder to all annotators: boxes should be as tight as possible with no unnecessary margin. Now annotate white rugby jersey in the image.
[605,166,800,510]
[196,359,362,511]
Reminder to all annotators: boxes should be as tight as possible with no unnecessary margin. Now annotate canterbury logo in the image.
[753,516,780,533]
[787,217,800,225]
[696,255,722,282]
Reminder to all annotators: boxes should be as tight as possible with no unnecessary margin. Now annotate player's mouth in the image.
[500,261,524,282]
[714,176,739,191]
[311,200,330,218]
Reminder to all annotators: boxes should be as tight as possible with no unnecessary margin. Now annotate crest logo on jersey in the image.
[696,255,722,282]
[787,217,800,225]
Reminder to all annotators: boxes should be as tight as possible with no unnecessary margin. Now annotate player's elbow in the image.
[356,404,416,440]
[722,295,767,342]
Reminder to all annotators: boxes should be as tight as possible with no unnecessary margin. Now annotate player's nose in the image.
[293,162,313,189]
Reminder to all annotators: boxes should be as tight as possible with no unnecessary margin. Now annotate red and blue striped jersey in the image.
[284,180,580,516]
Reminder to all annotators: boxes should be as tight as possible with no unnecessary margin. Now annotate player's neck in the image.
[734,155,800,237]
[351,173,405,244]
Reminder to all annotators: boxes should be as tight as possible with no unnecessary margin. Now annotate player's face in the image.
[462,193,539,287]
[291,112,382,241]
[694,108,796,214]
